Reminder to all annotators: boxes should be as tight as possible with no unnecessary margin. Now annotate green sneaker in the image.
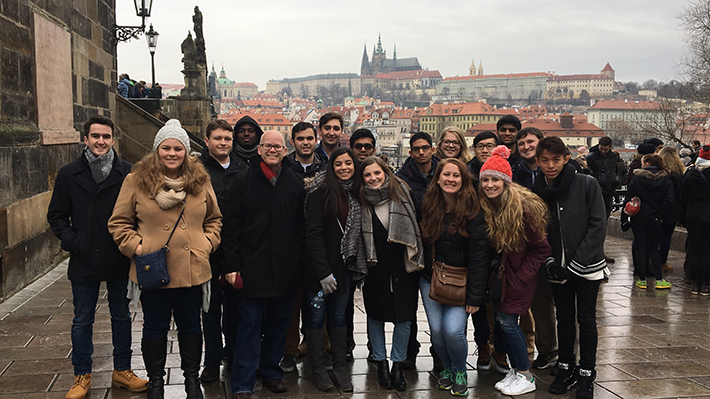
[450,370,469,396]
[655,279,672,290]
[635,279,647,289]
[437,368,454,390]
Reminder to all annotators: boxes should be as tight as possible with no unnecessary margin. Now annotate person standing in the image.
[419,158,491,397]
[47,116,148,399]
[496,115,522,171]
[467,131,499,179]
[315,112,344,159]
[396,132,439,206]
[680,145,710,294]
[585,136,618,264]
[220,130,305,398]
[478,145,551,396]
[435,126,472,163]
[350,128,377,162]
[109,119,222,399]
[360,156,424,390]
[232,115,264,165]
[657,146,685,272]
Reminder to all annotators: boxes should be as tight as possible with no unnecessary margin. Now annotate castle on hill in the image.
[360,35,421,77]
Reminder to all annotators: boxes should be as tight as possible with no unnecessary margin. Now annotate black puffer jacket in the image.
[623,167,674,221]
[422,212,492,307]
[395,156,439,207]
[680,164,710,222]
[586,145,618,195]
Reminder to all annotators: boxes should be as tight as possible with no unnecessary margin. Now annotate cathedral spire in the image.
[375,34,384,54]
[469,59,475,76]
[478,60,483,76]
[393,43,397,61]
[360,43,371,76]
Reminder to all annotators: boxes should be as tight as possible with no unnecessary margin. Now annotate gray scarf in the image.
[233,143,258,161]
[84,147,114,183]
[362,176,425,273]
[339,179,367,287]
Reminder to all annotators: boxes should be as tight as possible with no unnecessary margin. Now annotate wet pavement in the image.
[1,236,709,399]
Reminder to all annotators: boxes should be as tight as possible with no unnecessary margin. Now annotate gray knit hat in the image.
[153,119,190,153]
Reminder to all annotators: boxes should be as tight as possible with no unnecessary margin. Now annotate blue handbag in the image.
[134,205,185,290]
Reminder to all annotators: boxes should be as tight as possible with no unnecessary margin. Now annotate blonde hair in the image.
[131,151,210,197]
[479,182,548,253]
[658,146,685,175]
[435,126,472,163]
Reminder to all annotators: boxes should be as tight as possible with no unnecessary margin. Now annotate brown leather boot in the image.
[66,374,91,399]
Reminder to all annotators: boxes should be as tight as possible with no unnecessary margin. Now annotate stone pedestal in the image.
[170,96,211,138]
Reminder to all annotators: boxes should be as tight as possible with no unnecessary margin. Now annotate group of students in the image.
[48,112,609,399]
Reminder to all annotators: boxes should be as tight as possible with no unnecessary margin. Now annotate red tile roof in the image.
[601,63,615,72]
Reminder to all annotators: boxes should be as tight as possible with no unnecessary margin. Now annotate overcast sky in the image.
[117,0,689,90]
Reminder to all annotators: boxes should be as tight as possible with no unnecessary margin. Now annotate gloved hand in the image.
[545,257,571,284]
[621,220,631,232]
[319,274,337,294]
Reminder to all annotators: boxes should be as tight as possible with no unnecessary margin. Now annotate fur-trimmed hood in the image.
[633,167,668,180]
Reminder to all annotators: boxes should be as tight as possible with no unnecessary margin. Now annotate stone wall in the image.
[0,0,117,301]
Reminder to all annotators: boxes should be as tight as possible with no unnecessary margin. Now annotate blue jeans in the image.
[140,286,202,340]
[71,279,132,375]
[368,317,411,362]
[230,292,295,394]
[304,278,352,330]
[419,277,468,372]
[494,310,530,371]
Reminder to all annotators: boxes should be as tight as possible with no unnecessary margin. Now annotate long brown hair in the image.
[658,146,685,175]
[358,156,407,207]
[322,147,360,218]
[479,181,548,253]
[420,158,479,243]
[131,150,210,197]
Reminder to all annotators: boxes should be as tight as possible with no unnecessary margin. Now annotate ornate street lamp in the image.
[145,24,159,88]
[113,0,154,43]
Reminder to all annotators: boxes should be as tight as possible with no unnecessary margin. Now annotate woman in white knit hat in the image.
[109,119,222,399]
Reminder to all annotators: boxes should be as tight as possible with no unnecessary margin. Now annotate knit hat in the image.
[479,145,512,184]
[700,145,710,160]
[577,146,589,156]
[637,143,656,155]
[644,137,663,148]
[153,119,190,153]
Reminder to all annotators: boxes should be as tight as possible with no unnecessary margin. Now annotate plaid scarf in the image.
[84,147,114,183]
[339,179,367,286]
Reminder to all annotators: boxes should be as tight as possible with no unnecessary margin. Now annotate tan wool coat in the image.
[108,173,222,289]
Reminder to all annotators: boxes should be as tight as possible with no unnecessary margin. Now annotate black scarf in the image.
[533,163,576,209]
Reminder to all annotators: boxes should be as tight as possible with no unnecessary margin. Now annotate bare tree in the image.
[680,0,710,102]
[637,95,709,148]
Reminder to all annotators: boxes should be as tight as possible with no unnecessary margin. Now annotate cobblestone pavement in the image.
[1,236,708,399]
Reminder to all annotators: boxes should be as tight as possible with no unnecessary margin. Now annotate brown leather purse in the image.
[428,244,467,306]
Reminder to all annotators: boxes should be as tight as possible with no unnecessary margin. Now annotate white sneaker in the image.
[494,369,516,391]
[501,372,536,396]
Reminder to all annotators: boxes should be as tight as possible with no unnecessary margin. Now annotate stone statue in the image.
[193,6,203,40]
[180,31,198,71]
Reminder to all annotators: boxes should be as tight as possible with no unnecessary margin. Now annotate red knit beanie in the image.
[700,145,710,160]
[479,145,512,184]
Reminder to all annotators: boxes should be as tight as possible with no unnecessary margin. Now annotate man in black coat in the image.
[47,116,147,399]
[585,136,618,218]
[198,119,248,381]
[396,132,439,207]
[222,130,305,397]
[232,115,264,165]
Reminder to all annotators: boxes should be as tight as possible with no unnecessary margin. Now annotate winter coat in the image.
[623,167,674,221]
[304,186,352,295]
[586,145,618,195]
[47,153,133,282]
[199,149,247,275]
[108,173,222,289]
[395,156,439,207]
[220,158,305,298]
[680,164,710,223]
[512,159,539,190]
[286,151,327,179]
[627,154,643,184]
[118,79,130,98]
[665,171,683,224]
[362,211,419,323]
[422,212,492,307]
[533,163,608,280]
[467,157,483,179]
[497,214,550,315]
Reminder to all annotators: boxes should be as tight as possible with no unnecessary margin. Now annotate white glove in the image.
[319,274,337,294]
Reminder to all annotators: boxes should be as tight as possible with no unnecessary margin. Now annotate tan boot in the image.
[66,374,91,399]
[112,369,148,393]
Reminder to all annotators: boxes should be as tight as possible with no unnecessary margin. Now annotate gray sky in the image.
[117,0,689,90]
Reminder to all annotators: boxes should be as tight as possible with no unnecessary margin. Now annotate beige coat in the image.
[108,173,222,289]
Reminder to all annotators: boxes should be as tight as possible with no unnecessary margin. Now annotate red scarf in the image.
[260,161,278,180]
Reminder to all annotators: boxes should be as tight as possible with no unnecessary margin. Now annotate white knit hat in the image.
[153,119,190,153]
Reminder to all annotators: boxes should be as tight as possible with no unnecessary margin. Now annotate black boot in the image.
[391,361,407,391]
[377,360,393,389]
[142,338,167,399]
[306,329,334,392]
[179,333,204,399]
[329,326,353,392]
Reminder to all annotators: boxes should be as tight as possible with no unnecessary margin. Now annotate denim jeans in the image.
[202,279,228,366]
[494,310,529,371]
[140,286,202,340]
[71,279,132,375]
[230,292,295,394]
[419,277,468,372]
[551,274,601,370]
[304,278,352,331]
[368,317,411,362]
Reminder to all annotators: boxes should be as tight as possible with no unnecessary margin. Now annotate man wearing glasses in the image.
[316,112,344,159]
[396,132,438,206]
[221,130,306,398]
[467,131,499,179]
[350,128,377,162]
[496,115,522,171]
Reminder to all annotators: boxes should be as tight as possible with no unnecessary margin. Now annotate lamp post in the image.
[113,0,154,43]
[145,24,159,89]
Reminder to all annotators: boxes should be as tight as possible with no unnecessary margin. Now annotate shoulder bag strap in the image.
[164,201,186,248]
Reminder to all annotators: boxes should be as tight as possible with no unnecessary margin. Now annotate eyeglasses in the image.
[321,125,341,132]
[411,145,432,152]
[442,139,461,147]
[475,143,497,150]
[499,127,518,133]
[353,143,374,151]
[259,143,284,151]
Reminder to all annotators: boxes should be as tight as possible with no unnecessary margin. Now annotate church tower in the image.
[360,43,372,76]
[371,34,386,74]
[478,60,483,76]
[469,59,476,76]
